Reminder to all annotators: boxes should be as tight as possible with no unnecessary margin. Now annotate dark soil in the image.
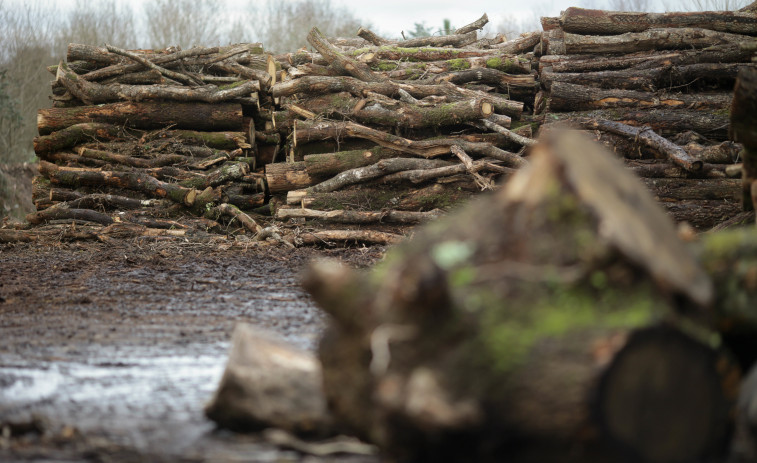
[0,238,383,462]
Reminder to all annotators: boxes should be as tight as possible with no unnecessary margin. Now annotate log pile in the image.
[30,43,274,238]
[537,5,757,229]
[18,6,757,245]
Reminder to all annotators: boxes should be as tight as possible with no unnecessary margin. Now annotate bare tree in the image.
[59,0,138,48]
[144,0,222,48]
[0,1,59,163]
[255,0,367,53]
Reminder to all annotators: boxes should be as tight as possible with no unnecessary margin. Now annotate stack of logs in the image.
[30,42,276,239]
[21,6,757,245]
[537,5,757,229]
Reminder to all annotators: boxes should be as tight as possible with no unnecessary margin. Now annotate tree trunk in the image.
[564,28,748,54]
[730,66,757,214]
[265,162,317,194]
[561,7,757,36]
[491,32,542,54]
[303,147,404,177]
[307,158,452,194]
[296,229,403,246]
[307,27,386,83]
[37,101,244,135]
[373,54,532,77]
[643,178,741,201]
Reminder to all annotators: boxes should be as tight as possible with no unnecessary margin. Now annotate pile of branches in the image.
[537,4,757,229]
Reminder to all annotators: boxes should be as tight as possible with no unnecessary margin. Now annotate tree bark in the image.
[26,203,114,226]
[561,7,757,36]
[490,32,542,54]
[389,31,478,49]
[380,159,512,185]
[37,101,243,136]
[550,82,731,112]
[375,54,532,77]
[564,28,749,54]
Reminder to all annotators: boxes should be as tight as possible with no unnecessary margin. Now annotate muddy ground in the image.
[0,238,384,462]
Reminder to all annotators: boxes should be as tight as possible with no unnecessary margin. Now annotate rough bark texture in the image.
[730,66,757,213]
[564,28,748,54]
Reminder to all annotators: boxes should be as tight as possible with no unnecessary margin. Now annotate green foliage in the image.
[406,19,455,38]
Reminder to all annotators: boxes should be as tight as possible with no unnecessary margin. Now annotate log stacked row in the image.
[31,43,275,237]
[537,6,757,229]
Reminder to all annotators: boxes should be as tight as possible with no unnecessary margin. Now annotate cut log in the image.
[292,120,526,167]
[455,13,489,35]
[392,31,478,49]
[351,47,497,63]
[33,123,129,156]
[379,158,512,185]
[491,32,542,54]
[550,82,731,112]
[643,178,741,201]
[276,208,443,224]
[548,43,751,74]
[549,109,730,140]
[564,28,748,54]
[307,27,386,83]
[626,160,726,179]
[104,44,203,86]
[147,130,250,151]
[38,160,199,206]
[296,230,403,246]
[265,162,317,194]
[76,147,188,168]
[376,54,532,77]
[730,66,757,213]
[659,199,744,230]
[56,61,259,104]
[37,101,243,136]
[561,7,757,36]
[579,119,703,172]
[304,131,728,462]
[26,203,114,226]
[307,158,453,194]
[49,190,169,210]
[303,147,404,177]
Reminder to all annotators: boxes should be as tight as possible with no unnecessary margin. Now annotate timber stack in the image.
[18,5,757,246]
[537,3,757,229]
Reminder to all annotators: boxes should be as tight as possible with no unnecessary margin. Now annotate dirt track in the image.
[0,239,382,462]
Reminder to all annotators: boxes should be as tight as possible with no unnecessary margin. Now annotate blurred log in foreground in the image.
[304,131,747,462]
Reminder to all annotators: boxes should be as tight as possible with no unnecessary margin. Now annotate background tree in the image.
[144,0,222,48]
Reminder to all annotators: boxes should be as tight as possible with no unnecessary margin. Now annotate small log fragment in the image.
[561,7,757,36]
[455,13,489,35]
[297,230,403,246]
[211,203,263,234]
[276,208,443,224]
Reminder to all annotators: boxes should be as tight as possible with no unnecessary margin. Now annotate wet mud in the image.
[0,240,382,462]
